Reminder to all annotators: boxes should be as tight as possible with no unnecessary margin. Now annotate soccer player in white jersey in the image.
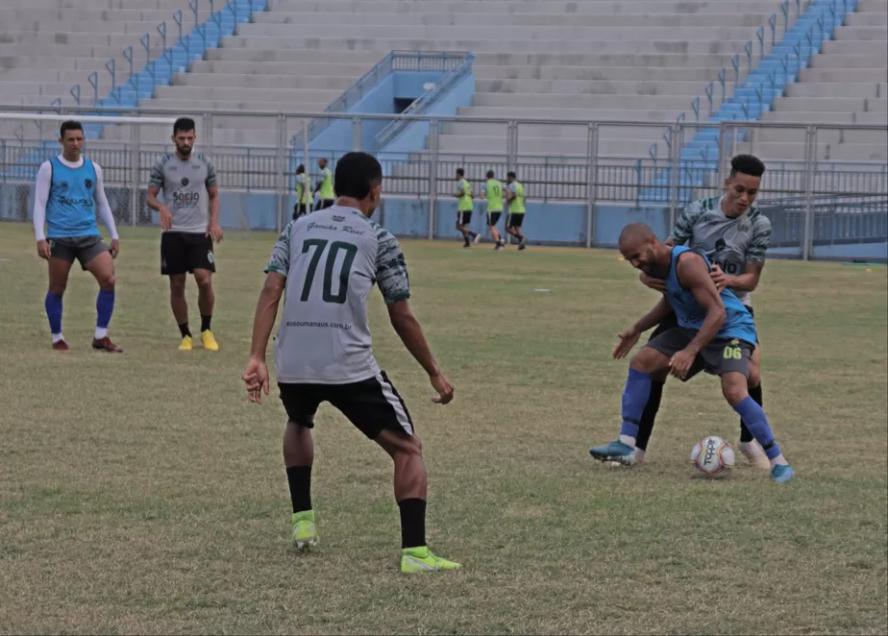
[634,155,772,468]
[33,120,123,352]
[241,152,461,574]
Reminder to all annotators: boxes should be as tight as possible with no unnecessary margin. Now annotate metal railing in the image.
[0,106,885,259]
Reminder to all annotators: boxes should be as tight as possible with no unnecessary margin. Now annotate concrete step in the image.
[473,65,723,82]
[142,97,329,113]
[0,32,187,47]
[442,121,677,140]
[771,97,873,113]
[237,22,773,40]
[205,48,378,63]
[0,68,64,82]
[472,92,698,110]
[0,42,168,59]
[254,10,778,27]
[854,111,888,123]
[459,105,682,122]
[761,110,857,124]
[153,84,341,103]
[743,141,888,162]
[857,0,888,11]
[475,78,718,96]
[0,0,201,8]
[846,11,888,25]
[173,73,356,90]
[785,83,888,98]
[812,54,888,68]
[436,134,657,157]
[834,26,888,41]
[0,7,215,22]
[821,39,888,55]
[189,60,374,76]
[799,67,888,83]
[742,127,888,145]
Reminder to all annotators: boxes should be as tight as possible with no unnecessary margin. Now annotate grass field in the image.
[1,222,886,635]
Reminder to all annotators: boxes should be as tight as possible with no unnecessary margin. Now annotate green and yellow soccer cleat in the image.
[291,511,319,550]
[178,335,193,351]
[400,547,462,574]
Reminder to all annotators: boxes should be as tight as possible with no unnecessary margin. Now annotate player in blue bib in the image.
[589,223,793,483]
[33,120,122,352]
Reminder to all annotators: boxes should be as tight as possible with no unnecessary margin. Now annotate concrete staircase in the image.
[749,0,888,162]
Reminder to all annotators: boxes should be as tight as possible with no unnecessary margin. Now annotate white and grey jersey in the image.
[670,196,772,307]
[265,206,411,384]
[148,152,217,233]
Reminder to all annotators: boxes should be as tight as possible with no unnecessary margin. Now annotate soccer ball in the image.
[690,436,735,478]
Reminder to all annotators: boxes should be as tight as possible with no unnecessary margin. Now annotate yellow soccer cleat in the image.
[178,335,193,351]
[291,511,319,550]
[201,330,220,351]
[401,547,462,574]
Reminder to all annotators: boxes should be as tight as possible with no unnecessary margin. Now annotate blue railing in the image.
[642,0,860,202]
[291,51,474,151]
[374,53,475,150]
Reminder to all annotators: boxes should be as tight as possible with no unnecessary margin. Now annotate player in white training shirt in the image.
[241,152,461,574]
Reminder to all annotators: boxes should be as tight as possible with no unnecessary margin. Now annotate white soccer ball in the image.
[690,436,735,478]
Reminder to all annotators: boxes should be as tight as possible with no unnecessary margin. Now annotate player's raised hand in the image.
[207,223,224,244]
[639,271,666,292]
[430,371,454,405]
[669,348,696,379]
[109,240,120,259]
[242,357,270,404]
[36,240,51,260]
[159,207,173,231]
[709,264,727,290]
[613,327,640,359]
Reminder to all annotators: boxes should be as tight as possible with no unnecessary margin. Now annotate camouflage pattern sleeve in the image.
[148,155,167,190]
[264,221,293,276]
[205,156,218,189]
[747,213,772,262]
[669,199,705,245]
[375,228,411,305]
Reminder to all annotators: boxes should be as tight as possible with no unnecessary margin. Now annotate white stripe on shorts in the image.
[375,372,413,435]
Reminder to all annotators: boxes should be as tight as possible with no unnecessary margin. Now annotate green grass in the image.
[0,223,886,635]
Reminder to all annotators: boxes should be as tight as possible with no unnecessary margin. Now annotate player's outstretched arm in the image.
[674,253,726,376]
[614,296,673,359]
[242,272,286,404]
[387,301,454,405]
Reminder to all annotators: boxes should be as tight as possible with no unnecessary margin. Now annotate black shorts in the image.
[487,212,502,227]
[507,213,525,228]
[293,203,310,219]
[457,211,472,226]
[315,199,335,211]
[645,327,755,381]
[279,371,414,439]
[49,235,109,270]
[161,231,215,276]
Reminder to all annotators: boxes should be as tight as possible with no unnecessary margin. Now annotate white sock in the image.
[770,454,789,467]
[619,435,637,448]
[94,327,107,339]
[52,332,65,343]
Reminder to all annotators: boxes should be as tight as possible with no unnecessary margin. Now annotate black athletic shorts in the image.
[161,231,215,276]
[649,306,756,340]
[279,371,414,439]
[507,213,525,228]
[49,235,109,269]
[293,203,310,219]
[315,199,335,211]
[486,212,502,227]
[457,211,472,226]
[645,327,755,381]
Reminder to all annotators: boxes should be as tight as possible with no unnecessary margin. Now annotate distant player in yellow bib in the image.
[505,171,528,250]
[479,170,505,250]
[293,164,312,220]
[314,157,335,210]
[453,168,479,248]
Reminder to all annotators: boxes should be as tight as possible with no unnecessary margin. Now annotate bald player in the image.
[588,223,793,484]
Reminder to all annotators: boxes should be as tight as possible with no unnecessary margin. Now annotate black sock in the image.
[178,322,191,338]
[398,498,426,549]
[740,384,763,443]
[635,379,665,452]
[200,314,212,333]
[286,465,312,513]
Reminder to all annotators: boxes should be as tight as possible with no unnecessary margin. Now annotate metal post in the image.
[130,120,140,227]
[668,122,682,230]
[276,114,286,233]
[301,118,309,177]
[202,112,214,161]
[505,120,518,246]
[717,121,730,184]
[585,122,599,248]
[802,125,816,260]
[427,118,440,241]
[352,116,362,152]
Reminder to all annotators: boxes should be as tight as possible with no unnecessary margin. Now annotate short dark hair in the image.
[296,164,305,174]
[507,171,516,179]
[59,120,83,139]
[173,117,196,135]
[730,154,765,178]
[486,170,495,179]
[334,152,382,200]
[456,168,465,177]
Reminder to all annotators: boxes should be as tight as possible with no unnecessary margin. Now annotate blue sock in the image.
[620,368,652,439]
[45,292,63,335]
[96,289,115,329]
[733,396,781,460]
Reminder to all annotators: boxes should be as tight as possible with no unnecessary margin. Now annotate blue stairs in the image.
[644,0,859,203]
